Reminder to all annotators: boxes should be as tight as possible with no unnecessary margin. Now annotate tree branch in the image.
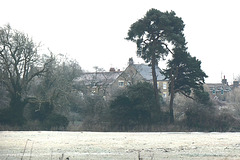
[179,91,195,100]
[26,57,54,84]
[161,42,174,55]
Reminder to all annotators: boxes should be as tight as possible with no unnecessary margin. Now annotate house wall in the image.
[77,64,169,100]
[110,65,169,98]
[206,83,231,101]
[112,65,145,89]
[158,81,169,98]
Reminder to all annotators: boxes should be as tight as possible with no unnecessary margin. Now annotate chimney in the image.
[109,67,115,72]
[128,57,134,65]
[222,75,227,85]
[233,80,239,88]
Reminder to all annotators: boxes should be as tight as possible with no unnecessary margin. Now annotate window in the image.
[118,80,124,87]
[157,82,160,89]
[163,92,167,98]
[163,82,167,90]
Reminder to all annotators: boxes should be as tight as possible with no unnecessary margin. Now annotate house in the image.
[111,58,168,98]
[232,80,240,89]
[206,76,232,101]
[74,68,122,98]
[75,58,168,99]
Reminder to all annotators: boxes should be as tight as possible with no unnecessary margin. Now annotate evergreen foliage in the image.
[110,82,156,130]
[162,44,208,123]
[164,48,207,96]
[194,89,211,105]
[126,8,186,115]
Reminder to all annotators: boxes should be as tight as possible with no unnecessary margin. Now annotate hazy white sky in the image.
[1,0,240,83]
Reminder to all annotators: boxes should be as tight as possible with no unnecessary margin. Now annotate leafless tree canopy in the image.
[0,24,53,100]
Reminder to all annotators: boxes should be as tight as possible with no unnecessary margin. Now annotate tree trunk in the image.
[169,90,174,124]
[151,63,158,102]
[9,93,26,125]
[169,69,175,124]
[151,53,160,121]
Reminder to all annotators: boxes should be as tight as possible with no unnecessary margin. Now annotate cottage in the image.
[75,58,168,99]
[112,58,168,98]
[74,69,122,97]
[206,76,232,101]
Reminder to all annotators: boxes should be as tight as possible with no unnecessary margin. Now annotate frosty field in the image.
[1,131,240,160]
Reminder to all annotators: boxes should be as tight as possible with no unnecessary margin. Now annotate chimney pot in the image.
[109,68,115,72]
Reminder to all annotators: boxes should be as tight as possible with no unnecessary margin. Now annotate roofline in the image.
[82,71,122,74]
[206,83,225,85]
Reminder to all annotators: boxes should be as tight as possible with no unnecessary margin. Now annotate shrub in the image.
[110,95,134,130]
[109,82,156,131]
[0,108,25,126]
[194,89,211,106]
[30,102,53,121]
[184,105,240,131]
[43,113,69,130]
[185,105,215,130]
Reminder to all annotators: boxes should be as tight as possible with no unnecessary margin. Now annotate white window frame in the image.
[118,80,124,87]
[163,82,167,90]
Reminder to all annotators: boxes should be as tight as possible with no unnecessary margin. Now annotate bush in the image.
[110,95,134,130]
[43,113,69,130]
[185,105,215,130]
[194,89,211,105]
[30,102,53,121]
[184,105,240,131]
[0,108,25,126]
[109,82,156,131]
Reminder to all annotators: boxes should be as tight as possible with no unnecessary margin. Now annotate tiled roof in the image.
[74,71,122,86]
[133,64,165,81]
[206,83,231,91]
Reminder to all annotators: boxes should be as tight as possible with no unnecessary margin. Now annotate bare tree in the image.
[0,24,53,125]
[34,54,82,114]
[0,68,9,109]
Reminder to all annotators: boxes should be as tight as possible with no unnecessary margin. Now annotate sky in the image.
[1,0,240,83]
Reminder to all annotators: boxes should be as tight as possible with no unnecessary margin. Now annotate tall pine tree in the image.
[163,46,208,123]
[126,9,185,115]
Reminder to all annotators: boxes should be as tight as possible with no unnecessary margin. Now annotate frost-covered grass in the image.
[1,131,240,159]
